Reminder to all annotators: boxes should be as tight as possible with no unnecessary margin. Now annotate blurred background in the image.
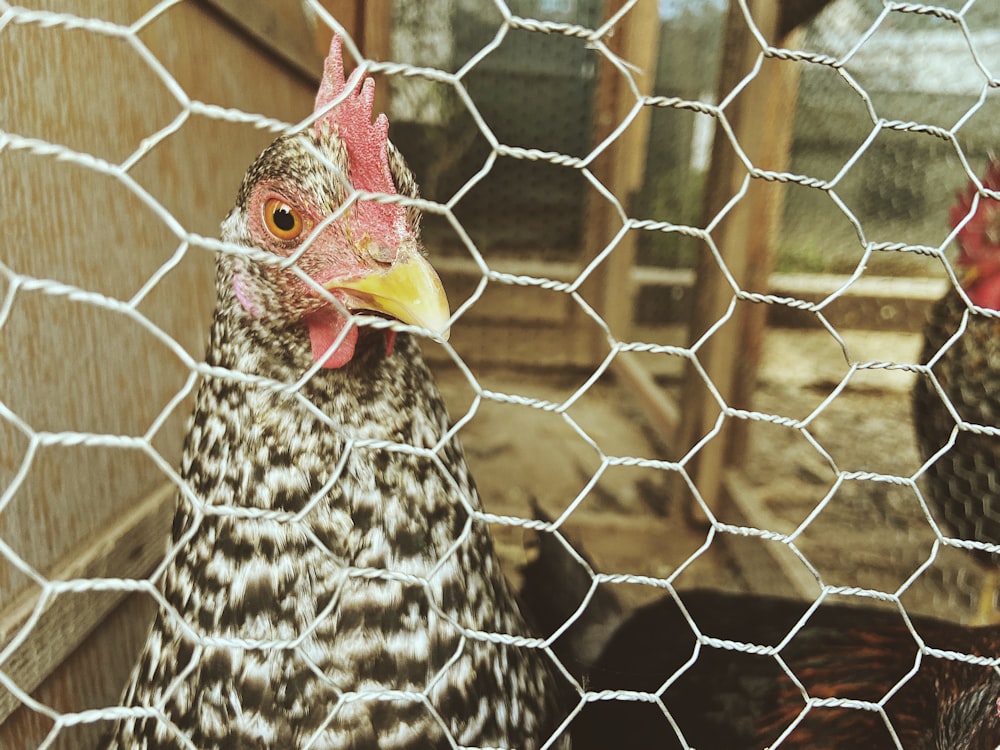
[3,0,1000,746]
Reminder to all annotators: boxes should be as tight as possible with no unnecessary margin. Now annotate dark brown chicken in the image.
[571,589,1000,749]
[100,37,568,750]
[913,157,1000,598]
[518,521,1000,748]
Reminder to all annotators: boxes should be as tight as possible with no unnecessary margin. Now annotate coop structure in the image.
[2,0,1000,748]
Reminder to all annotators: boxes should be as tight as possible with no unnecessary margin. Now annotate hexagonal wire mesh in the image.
[3,0,1000,748]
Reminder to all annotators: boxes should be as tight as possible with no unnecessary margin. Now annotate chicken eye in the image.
[263,198,303,241]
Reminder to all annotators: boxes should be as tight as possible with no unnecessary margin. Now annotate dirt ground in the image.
[433,326,987,625]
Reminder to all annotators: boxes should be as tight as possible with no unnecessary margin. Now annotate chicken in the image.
[572,588,1000,749]
[517,502,625,677]
[912,156,1000,607]
[518,521,1000,748]
[100,37,568,750]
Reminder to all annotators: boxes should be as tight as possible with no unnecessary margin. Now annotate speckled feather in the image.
[912,157,1000,566]
[100,90,568,750]
[913,292,1000,559]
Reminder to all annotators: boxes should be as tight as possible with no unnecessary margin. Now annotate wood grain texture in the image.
[672,0,800,517]
[0,483,174,727]
[578,0,661,360]
[203,0,326,78]
[0,594,158,750]
[0,0,320,737]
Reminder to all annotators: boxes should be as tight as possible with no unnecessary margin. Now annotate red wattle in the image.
[304,308,358,368]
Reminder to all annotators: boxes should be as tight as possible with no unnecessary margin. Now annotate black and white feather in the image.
[101,38,569,750]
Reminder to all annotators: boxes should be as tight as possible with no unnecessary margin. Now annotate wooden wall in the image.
[0,1,346,745]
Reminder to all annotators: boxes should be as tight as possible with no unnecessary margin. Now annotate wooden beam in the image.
[673,0,800,516]
[360,0,393,117]
[359,0,393,61]
[611,352,680,445]
[0,594,156,748]
[576,0,660,362]
[439,257,944,334]
[718,468,820,599]
[0,484,173,726]
[201,0,328,78]
[727,25,806,465]
[1,0,317,731]
[202,1,394,86]
[429,256,936,368]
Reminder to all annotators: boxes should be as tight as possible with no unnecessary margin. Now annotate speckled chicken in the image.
[913,157,1000,587]
[100,37,568,750]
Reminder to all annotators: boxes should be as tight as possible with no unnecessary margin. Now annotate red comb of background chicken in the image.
[314,36,409,249]
[949,156,1000,310]
[951,157,1000,262]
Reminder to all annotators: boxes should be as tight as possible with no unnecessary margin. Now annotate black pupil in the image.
[273,206,296,231]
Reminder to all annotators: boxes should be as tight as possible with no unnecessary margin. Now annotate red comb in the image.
[950,156,1000,264]
[314,36,408,246]
[951,156,1000,232]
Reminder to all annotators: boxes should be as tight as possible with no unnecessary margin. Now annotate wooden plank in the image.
[611,352,680,445]
[672,0,794,516]
[718,468,819,600]
[436,256,577,326]
[360,0,393,61]
[202,0,326,79]
[361,1,393,116]
[203,1,391,85]
[426,320,595,369]
[0,0,316,732]
[633,266,943,334]
[727,24,806,464]
[432,255,937,369]
[0,594,157,750]
[577,0,660,362]
[442,257,944,334]
[0,484,173,726]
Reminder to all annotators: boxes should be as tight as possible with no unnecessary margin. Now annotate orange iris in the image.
[263,198,303,241]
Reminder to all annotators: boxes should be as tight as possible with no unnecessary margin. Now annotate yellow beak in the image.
[330,246,451,340]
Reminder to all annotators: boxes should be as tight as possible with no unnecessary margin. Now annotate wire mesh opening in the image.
[4,0,1000,748]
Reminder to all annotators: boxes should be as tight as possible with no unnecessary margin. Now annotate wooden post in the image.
[576,0,660,363]
[673,0,803,518]
[727,26,805,465]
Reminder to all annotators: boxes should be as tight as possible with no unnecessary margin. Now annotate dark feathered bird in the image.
[912,156,1000,608]
[101,37,568,750]
[573,589,1000,749]
[517,522,1000,748]
[517,503,625,678]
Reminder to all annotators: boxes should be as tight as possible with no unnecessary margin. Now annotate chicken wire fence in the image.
[2,0,1000,747]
